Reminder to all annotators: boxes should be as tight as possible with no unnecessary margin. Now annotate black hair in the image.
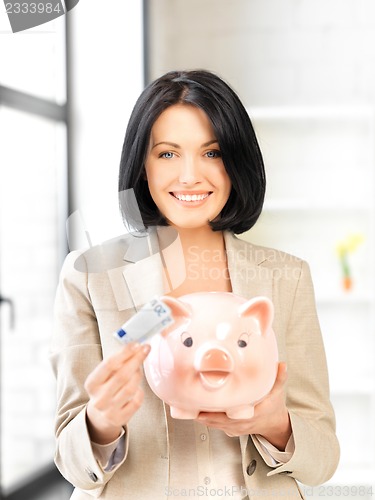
[118,70,265,234]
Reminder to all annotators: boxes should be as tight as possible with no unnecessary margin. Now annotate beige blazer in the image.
[50,228,339,500]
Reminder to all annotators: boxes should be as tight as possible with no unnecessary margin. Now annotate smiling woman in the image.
[51,70,340,499]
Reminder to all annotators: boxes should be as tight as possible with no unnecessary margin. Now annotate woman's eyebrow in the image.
[152,139,219,149]
[152,141,180,149]
[202,139,219,147]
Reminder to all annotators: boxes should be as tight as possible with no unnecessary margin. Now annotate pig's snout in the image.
[194,348,234,390]
[195,348,234,373]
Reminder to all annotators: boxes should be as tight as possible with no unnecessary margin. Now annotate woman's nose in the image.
[178,157,201,185]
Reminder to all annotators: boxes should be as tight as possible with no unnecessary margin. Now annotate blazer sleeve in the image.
[268,259,340,485]
[49,251,128,496]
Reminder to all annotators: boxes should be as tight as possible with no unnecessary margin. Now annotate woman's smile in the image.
[170,191,212,204]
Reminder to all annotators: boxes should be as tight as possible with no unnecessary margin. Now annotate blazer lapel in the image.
[121,227,165,311]
[224,231,273,300]
[105,228,163,312]
[118,226,185,311]
[122,254,166,311]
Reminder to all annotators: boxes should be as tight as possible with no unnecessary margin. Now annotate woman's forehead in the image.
[149,104,217,145]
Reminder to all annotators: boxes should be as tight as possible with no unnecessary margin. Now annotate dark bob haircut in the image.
[118,70,265,234]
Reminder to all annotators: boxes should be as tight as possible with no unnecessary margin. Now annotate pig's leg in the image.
[170,406,200,419]
[226,405,254,419]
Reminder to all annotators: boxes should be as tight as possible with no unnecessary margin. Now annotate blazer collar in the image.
[224,231,273,300]
[120,226,184,310]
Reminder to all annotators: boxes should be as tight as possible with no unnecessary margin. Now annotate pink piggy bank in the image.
[143,292,279,419]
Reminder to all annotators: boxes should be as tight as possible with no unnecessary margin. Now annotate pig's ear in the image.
[161,295,192,321]
[238,296,274,336]
[159,296,192,337]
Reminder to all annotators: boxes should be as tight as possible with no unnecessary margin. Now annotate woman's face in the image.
[144,104,232,231]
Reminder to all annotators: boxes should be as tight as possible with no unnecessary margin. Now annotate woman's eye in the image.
[205,150,222,159]
[159,151,175,159]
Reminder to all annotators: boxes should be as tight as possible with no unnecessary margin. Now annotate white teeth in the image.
[174,193,209,202]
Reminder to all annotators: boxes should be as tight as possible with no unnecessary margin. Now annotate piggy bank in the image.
[143,292,278,419]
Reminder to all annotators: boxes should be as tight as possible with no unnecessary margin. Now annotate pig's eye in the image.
[184,338,193,347]
[238,332,250,348]
[181,332,193,347]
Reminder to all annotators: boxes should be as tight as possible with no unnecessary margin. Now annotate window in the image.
[0,16,68,495]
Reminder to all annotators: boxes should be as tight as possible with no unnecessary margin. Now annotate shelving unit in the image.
[239,106,375,494]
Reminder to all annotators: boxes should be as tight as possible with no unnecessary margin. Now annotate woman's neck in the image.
[173,225,226,253]
[156,224,232,296]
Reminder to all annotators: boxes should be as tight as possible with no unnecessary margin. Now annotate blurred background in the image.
[0,0,374,498]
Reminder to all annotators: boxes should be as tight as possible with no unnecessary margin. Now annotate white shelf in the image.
[263,199,373,212]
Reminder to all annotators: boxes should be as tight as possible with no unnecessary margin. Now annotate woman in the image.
[51,70,339,499]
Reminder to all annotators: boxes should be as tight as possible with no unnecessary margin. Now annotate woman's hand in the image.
[84,342,151,445]
[196,362,291,450]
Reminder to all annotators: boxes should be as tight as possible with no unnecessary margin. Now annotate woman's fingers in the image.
[98,350,147,398]
[85,343,150,413]
[118,387,145,418]
[85,343,150,393]
[96,386,145,428]
[85,343,151,442]
[108,367,144,408]
[84,343,136,390]
[269,362,288,396]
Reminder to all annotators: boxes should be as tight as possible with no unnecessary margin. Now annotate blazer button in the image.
[85,468,98,482]
[246,459,257,476]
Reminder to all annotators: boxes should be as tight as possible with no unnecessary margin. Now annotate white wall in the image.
[68,0,144,247]
[148,0,375,108]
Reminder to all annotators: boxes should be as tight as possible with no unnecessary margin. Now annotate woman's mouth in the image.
[171,192,211,203]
